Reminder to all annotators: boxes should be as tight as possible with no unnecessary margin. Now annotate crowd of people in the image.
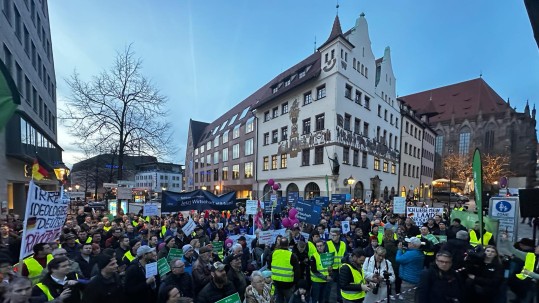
[0,198,535,303]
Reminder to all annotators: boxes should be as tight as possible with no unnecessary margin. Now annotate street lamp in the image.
[347,175,355,198]
[215,185,220,195]
[201,186,207,190]
[53,162,70,185]
[75,184,80,191]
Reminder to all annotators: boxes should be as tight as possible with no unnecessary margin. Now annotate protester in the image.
[339,248,372,303]
[464,245,504,302]
[124,245,159,303]
[196,261,237,303]
[244,270,273,303]
[159,259,194,299]
[227,253,248,302]
[417,251,465,303]
[288,279,310,303]
[269,238,299,303]
[310,240,331,303]
[21,243,53,285]
[192,245,213,294]
[32,256,82,303]
[81,254,124,303]
[2,277,32,303]
[396,237,424,302]
[362,247,395,303]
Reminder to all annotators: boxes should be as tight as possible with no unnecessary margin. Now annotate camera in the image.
[383,270,391,280]
[371,283,380,295]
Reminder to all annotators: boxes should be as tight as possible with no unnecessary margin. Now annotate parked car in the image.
[432,191,469,203]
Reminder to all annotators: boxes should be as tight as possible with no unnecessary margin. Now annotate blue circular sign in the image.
[495,200,512,213]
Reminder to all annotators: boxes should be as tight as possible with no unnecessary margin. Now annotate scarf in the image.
[244,285,271,303]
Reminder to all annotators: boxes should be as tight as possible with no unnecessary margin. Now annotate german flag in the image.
[32,159,49,180]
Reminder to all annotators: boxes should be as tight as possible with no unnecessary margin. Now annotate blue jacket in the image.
[396,248,424,284]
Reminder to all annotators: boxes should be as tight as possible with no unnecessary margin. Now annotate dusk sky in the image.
[48,1,539,167]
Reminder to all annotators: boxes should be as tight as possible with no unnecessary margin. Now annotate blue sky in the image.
[49,0,539,167]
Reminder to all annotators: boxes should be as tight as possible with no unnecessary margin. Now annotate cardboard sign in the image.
[212,241,223,254]
[157,258,171,276]
[258,230,273,245]
[246,200,258,215]
[320,252,335,267]
[406,207,443,226]
[393,197,406,214]
[215,292,241,303]
[167,248,184,261]
[364,190,373,203]
[145,262,158,278]
[143,203,159,217]
[182,217,197,235]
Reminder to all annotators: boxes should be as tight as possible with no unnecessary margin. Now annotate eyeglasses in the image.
[173,265,185,269]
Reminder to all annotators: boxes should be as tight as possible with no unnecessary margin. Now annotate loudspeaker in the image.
[518,189,539,218]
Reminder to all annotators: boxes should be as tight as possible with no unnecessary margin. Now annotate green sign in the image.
[320,252,334,268]
[167,248,184,262]
[450,210,499,238]
[212,241,223,254]
[157,257,171,276]
[472,148,484,239]
[215,292,241,303]
[435,235,448,243]
[425,234,439,245]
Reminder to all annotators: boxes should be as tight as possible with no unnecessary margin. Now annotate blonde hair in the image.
[383,229,395,242]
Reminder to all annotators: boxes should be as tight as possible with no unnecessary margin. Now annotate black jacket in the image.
[81,272,124,303]
[31,272,82,303]
[196,279,237,303]
[124,260,160,303]
[158,271,194,298]
[74,255,93,279]
[339,258,364,294]
[417,266,464,303]
[441,239,473,270]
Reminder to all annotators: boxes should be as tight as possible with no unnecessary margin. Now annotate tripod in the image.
[383,271,392,303]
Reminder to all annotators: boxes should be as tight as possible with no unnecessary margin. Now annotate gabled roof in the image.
[318,15,354,50]
[400,78,513,123]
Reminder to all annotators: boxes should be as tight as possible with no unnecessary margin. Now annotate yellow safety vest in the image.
[310,252,329,283]
[160,226,167,238]
[327,240,346,270]
[340,263,366,300]
[469,230,493,247]
[370,232,384,245]
[132,220,139,227]
[454,207,464,211]
[307,241,316,258]
[416,235,435,256]
[23,254,53,285]
[35,283,54,301]
[103,226,111,232]
[75,236,93,244]
[517,253,536,280]
[271,249,294,283]
[123,250,136,263]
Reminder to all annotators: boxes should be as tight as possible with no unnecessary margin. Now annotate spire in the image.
[327,15,343,43]
[525,99,530,115]
[532,104,536,120]
[507,97,511,107]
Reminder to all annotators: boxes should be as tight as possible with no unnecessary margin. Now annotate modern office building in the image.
[134,161,183,195]
[401,78,538,188]
[0,0,63,214]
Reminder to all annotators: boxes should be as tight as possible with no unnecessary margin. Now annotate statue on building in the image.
[328,153,340,175]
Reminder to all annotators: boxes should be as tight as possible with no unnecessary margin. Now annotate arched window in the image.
[304,182,320,199]
[286,183,299,197]
[459,126,471,155]
[262,184,272,201]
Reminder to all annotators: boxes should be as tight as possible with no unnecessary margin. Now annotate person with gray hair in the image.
[244,270,272,303]
[3,277,33,303]
[441,230,473,271]
[158,259,193,299]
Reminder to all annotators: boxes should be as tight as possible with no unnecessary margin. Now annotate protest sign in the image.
[246,200,258,215]
[182,217,196,235]
[212,241,223,254]
[157,258,171,276]
[425,234,439,245]
[320,252,334,267]
[145,262,158,278]
[287,192,299,206]
[314,196,330,208]
[258,230,273,246]
[365,190,373,203]
[215,293,241,303]
[143,203,159,217]
[295,200,321,225]
[393,197,406,214]
[435,235,448,243]
[228,234,256,251]
[300,232,310,241]
[20,181,69,259]
[331,194,346,204]
[271,228,288,246]
[342,221,350,234]
[167,248,184,261]
[406,207,443,226]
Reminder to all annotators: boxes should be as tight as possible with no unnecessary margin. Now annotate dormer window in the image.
[299,69,306,78]
[284,78,291,87]
[272,86,278,94]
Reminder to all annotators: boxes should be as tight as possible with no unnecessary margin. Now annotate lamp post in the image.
[215,185,220,195]
[347,175,355,198]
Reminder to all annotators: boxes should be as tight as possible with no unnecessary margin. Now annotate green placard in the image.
[435,235,448,243]
[215,292,241,303]
[167,248,183,262]
[157,257,171,276]
[320,252,334,268]
[212,241,223,254]
[378,226,385,235]
[425,234,439,245]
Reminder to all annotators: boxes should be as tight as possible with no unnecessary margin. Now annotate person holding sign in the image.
[158,259,194,300]
[124,245,160,303]
[309,240,332,303]
[197,261,238,303]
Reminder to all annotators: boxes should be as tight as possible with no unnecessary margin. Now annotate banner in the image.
[258,230,273,245]
[472,148,484,239]
[20,181,69,259]
[450,210,500,239]
[161,189,236,212]
[406,207,443,226]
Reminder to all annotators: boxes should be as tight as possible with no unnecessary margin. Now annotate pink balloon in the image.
[225,238,233,248]
[289,208,298,220]
[291,218,299,226]
[282,218,291,228]
[268,179,275,186]
[272,183,280,190]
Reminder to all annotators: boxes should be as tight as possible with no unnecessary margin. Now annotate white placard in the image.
[117,187,133,200]
[246,200,258,215]
[143,203,159,217]
[145,262,158,278]
[406,207,443,226]
[489,197,519,244]
[182,217,197,235]
[393,197,406,214]
[258,230,273,245]
[342,221,350,234]
[271,228,288,246]
[364,190,373,204]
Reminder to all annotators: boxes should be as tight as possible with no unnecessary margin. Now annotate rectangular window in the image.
[383,161,388,172]
[315,114,325,131]
[301,149,310,166]
[272,107,279,118]
[263,133,269,145]
[374,157,380,170]
[14,5,21,40]
[353,149,359,166]
[362,152,368,168]
[246,117,255,133]
[263,157,269,171]
[344,114,351,131]
[345,84,352,99]
[245,138,254,156]
[271,155,278,170]
[363,122,369,137]
[354,118,361,134]
[213,152,219,164]
[403,163,407,176]
[405,142,408,154]
[317,85,326,99]
[214,169,219,181]
[25,76,30,103]
[195,173,199,183]
[264,111,270,122]
[378,105,382,117]
[3,45,12,74]
[232,165,240,180]
[222,148,228,162]
[206,154,211,165]
[281,126,288,141]
[272,130,278,143]
[232,144,240,159]
[314,146,324,164]
[24,26,29,55]
[244,162,253,178]
[302,118,311,134]
[364,96,370,109]
[214,135,220,147]
[233,124,240,139]
[355,90,362,105]
[384,109,388,121]
[206,141,212,150]
[3,0,11,24]
[391,163,396,174]
[282,102,288,115]
[343,147,350,164]
[281,154,287,168]
[303,91,313,105]
[206,170,211,182]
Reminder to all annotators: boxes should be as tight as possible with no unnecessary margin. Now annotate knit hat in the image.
[182,244,194,254]
[456,230,469,240]
[95,254,114,270]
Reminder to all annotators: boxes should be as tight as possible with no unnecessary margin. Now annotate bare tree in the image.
[482,153,513,185]
[61,45,173,179]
